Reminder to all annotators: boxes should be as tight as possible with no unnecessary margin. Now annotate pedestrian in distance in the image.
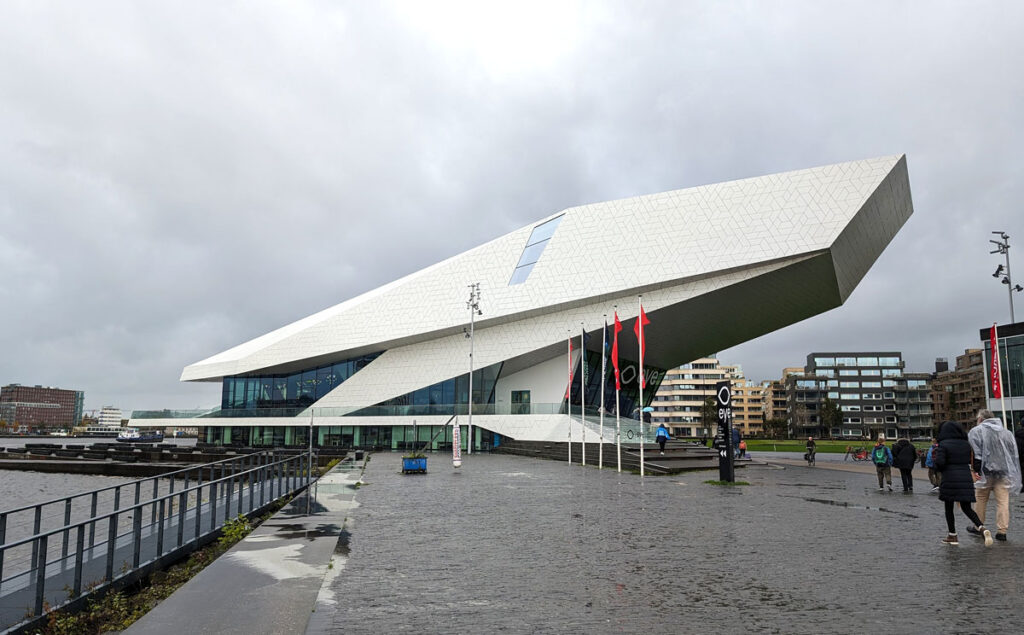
[805,436,816,466]
[871,434,894,491]
[934,420,992,546]
[892,437,917,492]
[966,410,1021,543]
[738,439,747,459]
[925,437,941,492]
[655,423,670,455]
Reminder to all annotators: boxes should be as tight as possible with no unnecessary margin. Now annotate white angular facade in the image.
[134,155,914,448]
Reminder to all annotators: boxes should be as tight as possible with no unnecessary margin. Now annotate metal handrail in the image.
[0,450,315,631]
[0,450,269,518]
[0,453,300,552]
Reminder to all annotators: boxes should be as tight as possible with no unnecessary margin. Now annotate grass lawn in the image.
[742,439,868,454]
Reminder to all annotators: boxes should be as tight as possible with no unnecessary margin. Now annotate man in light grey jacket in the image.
[967,410,1022,542]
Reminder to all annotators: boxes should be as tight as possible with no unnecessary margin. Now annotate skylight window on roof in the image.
[509,214,564,285]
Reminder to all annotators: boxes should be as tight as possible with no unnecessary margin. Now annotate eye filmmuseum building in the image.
[132,155,914,451]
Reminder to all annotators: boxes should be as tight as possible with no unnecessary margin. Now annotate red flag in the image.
[566,336,574,400]
[991,324,1002,399]
[612,312,623,390]
[633,303,651,388]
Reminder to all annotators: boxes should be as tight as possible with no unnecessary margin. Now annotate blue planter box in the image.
[402,457,427,473]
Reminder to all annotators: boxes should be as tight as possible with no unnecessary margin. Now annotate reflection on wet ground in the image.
[314,454,1024,635]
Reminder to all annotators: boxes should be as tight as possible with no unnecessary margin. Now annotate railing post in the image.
[209,482,218,533]
[277,458,284,499]
[114,486,121,512]
[151,478,159,525]
[34,535,47,618]
[248,461,256,513]
[157,499,166,558]
[132,508,142,568]
[177,492,186,548]
[30,505,41,576]
[0,512,6,590]
[193,481,202,545]
[89,492,98,548]
[168,474,176,519]
[62,499,72,563]
[73,525,85,597]
[226,470,234,523]
[105,514,117,582]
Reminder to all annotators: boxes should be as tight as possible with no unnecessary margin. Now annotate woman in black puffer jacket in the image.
[892,438,917,491]
[933,421,990,545]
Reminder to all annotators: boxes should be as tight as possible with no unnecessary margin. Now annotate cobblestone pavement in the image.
[311,453,1024,635]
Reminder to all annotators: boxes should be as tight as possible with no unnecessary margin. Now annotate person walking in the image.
[655,423,670,455]
[925,437,941,492]
[934,420,992,546]
[871,435,893,491]
[966,410,1022,542]
[738,439,747,459]
[892,437,917,492]
[805,436,816,466]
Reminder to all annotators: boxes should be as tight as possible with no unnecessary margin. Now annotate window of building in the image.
[511,390,531,415]
[509,214,564,285]
[841,405,861,412]
[884,404,896,411]
[840,381,859,388]
[862,369,881,376]
[862,381,881,388]
[836,357,856,366]
[814,357,835,366]
[882,369,901,377]
[840,393,860,400]
[879,357,901,367]
[857,357,879,366]
[839,369,859,376]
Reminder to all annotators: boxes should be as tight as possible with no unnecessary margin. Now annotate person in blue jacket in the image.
[925,437,940,492]
[872,434,894,491]
[655,423,670,454]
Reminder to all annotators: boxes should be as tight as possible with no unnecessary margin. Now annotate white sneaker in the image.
[983,528,994,546]
[887,484,893,491]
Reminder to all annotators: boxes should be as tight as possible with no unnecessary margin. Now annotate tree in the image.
[700,396,718,436]
[820,397,841,438]
[763,417,788,439]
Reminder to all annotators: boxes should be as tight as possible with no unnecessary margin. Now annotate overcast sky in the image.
[2,1,1022,413]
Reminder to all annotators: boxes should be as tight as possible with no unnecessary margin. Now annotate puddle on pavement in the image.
[777,483,844,490]
[780,495,919,518]
[270,522,343,540]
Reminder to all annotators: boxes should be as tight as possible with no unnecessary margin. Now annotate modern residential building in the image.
[130,156,914,449]
[97,406,124,429]
[981,321,1024,429]
[651,358,738,438]
[786,353,933,440]
[760,367,802,429]
[0,384,85,433]
[731,378,765,437]
[930,349,985,428]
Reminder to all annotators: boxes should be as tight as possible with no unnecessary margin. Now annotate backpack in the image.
[872,446,888,466]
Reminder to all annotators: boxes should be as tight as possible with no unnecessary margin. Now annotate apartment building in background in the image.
[651,358,765,438]
[930,349,985,428]
[0,384,85,433]
[786,353,932,440]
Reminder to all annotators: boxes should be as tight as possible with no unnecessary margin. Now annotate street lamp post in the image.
[989,232,1023,429]
[465,283,482,455]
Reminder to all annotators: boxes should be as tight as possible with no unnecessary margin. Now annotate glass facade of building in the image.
[360,362,503,416]
[567,350,666,419]
[218,353,382,415]
[202,423,498,451]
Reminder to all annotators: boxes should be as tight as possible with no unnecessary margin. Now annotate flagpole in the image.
[613,307,622,473]
[638,296,645,477]
[581,323,586,466]
[995,322,1009,429]
[567,333,572,464]
[600,315,607,470]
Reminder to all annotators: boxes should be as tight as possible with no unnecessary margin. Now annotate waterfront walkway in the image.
[126,464,362,635]
[129,453,1024,634]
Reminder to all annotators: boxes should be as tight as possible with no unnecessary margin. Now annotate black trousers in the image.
[945,500,983,534]
[898,468,914,491]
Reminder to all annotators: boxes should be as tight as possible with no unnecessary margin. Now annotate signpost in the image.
[712,381,735,482]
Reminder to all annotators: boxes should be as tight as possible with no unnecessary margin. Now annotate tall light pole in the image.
[465,283,482,455]
[990,232,1022,322]
[989,231,1022,430]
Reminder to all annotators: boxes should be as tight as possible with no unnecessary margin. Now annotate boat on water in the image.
[75,425,126,438]
[116,428,164,443]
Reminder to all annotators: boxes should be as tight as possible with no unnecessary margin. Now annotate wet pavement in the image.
[313,453,1024,635]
